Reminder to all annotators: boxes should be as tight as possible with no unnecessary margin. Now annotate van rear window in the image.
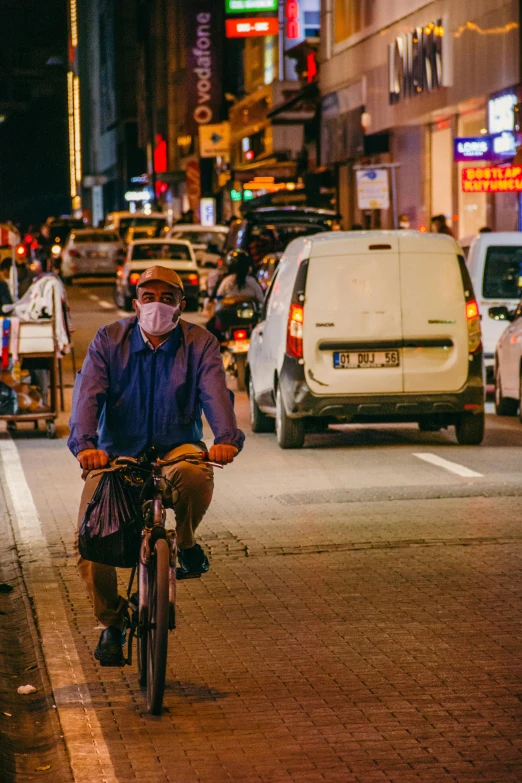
[483,246,522,299]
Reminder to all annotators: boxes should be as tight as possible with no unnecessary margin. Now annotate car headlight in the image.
[51,244,61,256]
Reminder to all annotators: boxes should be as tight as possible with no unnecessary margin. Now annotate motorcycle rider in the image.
[216,250,264,307]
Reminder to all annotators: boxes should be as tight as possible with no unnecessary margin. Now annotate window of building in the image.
[304,11,320,37]
[334,0,362,44]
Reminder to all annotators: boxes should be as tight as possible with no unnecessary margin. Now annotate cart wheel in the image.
[46,421,57,439]
[34,421,39,431]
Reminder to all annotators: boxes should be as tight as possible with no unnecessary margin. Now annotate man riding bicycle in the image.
[68,265,245,666]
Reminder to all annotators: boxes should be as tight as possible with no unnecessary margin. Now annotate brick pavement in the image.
[2,432,520,783]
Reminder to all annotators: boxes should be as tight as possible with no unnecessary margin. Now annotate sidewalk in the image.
[1,430,521,782]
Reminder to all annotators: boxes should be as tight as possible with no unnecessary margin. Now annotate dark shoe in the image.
[177,543,209,580]
[94,626,125,667]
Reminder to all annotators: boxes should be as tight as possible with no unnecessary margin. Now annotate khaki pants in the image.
[76,443,214,629]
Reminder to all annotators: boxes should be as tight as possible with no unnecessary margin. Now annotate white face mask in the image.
[137,301,181,336]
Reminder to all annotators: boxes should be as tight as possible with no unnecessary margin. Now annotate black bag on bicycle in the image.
[78,470,142,568]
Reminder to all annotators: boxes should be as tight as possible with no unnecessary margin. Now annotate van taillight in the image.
[287,303,304,359]
[466,299,481,353]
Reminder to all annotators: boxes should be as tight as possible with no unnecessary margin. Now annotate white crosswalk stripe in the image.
[413,452,483,478]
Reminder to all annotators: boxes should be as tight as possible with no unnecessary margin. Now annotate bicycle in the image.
[111,450,222,715]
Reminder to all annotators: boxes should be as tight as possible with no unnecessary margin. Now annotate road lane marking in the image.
[413,452,483,478]
[0,440,117,783]
[98,300,115,310]
[88,294,100,302]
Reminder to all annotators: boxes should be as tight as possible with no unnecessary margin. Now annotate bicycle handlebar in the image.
[112,451,224,470]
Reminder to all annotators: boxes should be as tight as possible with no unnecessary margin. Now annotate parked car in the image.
[247,231,484,449]
[61,229,125,284]
[105,211,168,243]
[466,232,522,383]
[45,217,87,270]
[114,239,199,311]
[224,207,340,268]
[490,298,522,415]
[256,252,282,292]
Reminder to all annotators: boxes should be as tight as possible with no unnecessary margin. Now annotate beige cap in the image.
[136,265,184,291]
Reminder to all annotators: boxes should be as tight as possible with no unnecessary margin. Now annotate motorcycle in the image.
[215,297,259,391]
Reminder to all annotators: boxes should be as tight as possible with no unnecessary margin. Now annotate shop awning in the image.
[267,82,319,120]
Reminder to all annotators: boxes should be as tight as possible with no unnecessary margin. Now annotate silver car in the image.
[61,229,125,284]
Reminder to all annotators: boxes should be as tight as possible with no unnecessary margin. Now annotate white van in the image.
[247,231,484,448]
[104,211,168,241]
[466,232,522,383]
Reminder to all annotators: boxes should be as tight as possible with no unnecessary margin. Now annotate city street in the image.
[1,281,521,782]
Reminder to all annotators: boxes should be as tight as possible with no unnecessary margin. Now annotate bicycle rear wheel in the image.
[146,537,170,715]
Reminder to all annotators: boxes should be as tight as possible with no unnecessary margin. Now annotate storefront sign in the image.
[454,132,518,162]
[356,168,390,210]
[488,92,517,134]
[225,0,278,11]
[187,3,223,135]
[462,166,522,193]
[225,17,278,38]
[199,122,230,157]
[185,161,201,215]
[286,0,300,40]
[200,198,216,226]
[389,20,446,105]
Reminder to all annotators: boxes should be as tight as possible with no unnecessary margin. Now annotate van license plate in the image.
[333,350,400,369]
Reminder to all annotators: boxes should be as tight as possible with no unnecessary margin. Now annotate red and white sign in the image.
[462,166,522,193]
[285,0,300,40]
[226,17,279,38]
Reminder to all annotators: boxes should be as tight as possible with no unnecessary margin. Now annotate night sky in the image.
[0,0,70,228]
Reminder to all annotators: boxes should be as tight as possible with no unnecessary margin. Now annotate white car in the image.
[61,228,125,284]
[168,224,227,267]
[466,232,522,384]
[114,239,199,311]
[247,231,484,448]
[491,299,522,416]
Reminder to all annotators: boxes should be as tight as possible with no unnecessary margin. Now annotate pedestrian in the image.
[431,214,454,237]
[398,213,410,229]
[0,261,12,312]
[68,265,245,666]
[36,224,54,271]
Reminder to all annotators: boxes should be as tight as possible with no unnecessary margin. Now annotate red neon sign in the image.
[286,0,300,40]
[226,17,279,38]
[462,166,522,193]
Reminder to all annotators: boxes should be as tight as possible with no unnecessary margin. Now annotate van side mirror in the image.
[488,305,514,322]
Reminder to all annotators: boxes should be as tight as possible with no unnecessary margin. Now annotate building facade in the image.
[320,0,520,237]
[73,0,145,223]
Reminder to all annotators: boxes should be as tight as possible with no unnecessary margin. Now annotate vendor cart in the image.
[0,319,59,438]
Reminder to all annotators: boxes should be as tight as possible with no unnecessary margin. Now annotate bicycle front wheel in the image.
[146,537,170,715]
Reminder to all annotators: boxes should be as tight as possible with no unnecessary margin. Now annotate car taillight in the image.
[234,329,247,341]
[129,272,141,285]
[466,299,481,353]
[15,244,26,257]
[187,273,199,285]
[69,248,80,257]
[287,303,304,359]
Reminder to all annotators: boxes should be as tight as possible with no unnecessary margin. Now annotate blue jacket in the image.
[68,316,245,458]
